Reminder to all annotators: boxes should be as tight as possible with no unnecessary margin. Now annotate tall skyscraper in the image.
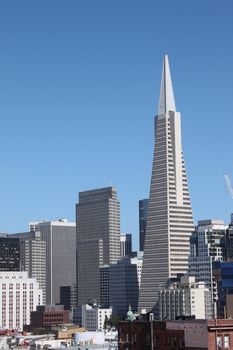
[138,55,194,315]
[29,219,76,305]
[139,199,149,251]
[76,187,120,305]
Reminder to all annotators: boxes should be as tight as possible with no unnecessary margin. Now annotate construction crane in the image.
[224,174,233,199]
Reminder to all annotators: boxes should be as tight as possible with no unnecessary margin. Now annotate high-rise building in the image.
[120,233,132,257]
[100,265,110,308]
[0,271,42,330]
[188,219,227,317]
[213,261,233,318]
[12,231,46,304]
[0,234,20,271]
[109,252,143,317]
[138,55,194,315]
[76,187,120,306]
[139,199,149,251]
[158,275,212,320]
[29,219,76,305]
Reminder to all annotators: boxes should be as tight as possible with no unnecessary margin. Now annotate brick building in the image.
[31,305,69,329]
[118,319,233,349]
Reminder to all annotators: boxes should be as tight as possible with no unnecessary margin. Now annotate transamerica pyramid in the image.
[138,55,194,316]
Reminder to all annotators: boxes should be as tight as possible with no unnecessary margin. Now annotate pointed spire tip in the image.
[158,55,176,115]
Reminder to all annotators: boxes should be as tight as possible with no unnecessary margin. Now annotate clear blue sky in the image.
[0,1,232,249]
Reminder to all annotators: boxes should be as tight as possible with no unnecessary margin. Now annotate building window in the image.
[217,336,222,349]
[224,335,230,348]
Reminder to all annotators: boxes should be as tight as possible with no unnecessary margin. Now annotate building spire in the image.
[158,54,176,115]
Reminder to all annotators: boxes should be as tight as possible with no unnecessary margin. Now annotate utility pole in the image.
[149,313,154,350]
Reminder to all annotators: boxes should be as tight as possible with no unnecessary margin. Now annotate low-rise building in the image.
[30,305,70,329]
[118,319,233,350]
[73,304,112,331]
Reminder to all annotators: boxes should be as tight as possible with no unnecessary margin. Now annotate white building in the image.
[158,276,211,320]
[139,55,194,316]
[74,304,112,331]
[0,271,42,330]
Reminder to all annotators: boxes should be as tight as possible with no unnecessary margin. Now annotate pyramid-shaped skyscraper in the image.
[138,55,194,315]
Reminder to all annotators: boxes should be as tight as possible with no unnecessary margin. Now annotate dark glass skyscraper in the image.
[139,199,149,251]
[0,234,20,271]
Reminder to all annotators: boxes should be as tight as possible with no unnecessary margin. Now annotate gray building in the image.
[139,199,149,251]
[12,231,46,304]
[29,219,76,305]
[109,253,142,317]
[76,187,120,306]
[188,219,227,317]
[138,55,194,316]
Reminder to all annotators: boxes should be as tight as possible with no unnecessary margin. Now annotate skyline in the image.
[0,1,233,250]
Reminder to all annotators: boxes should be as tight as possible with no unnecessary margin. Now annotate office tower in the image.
[139,199,149,251]
[213,261,233,318]
[100,265,110,308]
[138,55,194,315]
[158,275,211,320]
[109,252,143,317]
[0,271,42,330]
[120,233,132,257]
[0,234,20,271]
[189,219,227,317]
[29,219,76,305]
[76,187,120,305]
[12,231,46,304]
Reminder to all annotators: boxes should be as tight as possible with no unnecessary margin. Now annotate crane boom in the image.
[224,174,233,199]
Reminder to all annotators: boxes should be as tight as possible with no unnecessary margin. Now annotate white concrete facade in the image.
[0,271,42,331]
[139,55,194,315]
[159,276,211,320]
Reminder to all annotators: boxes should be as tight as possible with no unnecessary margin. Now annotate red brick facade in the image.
[118,319,233,350]
[31,305,69,329]
[118,320,185,350]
